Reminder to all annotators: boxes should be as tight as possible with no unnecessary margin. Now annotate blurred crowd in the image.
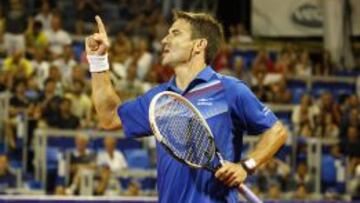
[0,0,359,200]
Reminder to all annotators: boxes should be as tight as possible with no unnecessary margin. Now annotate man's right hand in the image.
[85,15,110,56]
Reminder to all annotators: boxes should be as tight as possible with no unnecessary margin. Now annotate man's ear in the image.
[194,38,208,54]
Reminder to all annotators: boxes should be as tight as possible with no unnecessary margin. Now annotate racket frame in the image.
[149,91,216,169]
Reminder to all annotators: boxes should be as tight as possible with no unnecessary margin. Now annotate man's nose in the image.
[161,35,169,45]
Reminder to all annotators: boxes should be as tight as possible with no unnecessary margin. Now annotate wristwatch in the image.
[240,158,257,175]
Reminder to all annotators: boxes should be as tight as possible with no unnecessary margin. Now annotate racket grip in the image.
[238,184,263,203]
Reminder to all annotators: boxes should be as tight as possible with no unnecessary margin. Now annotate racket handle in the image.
[238,184,263,203]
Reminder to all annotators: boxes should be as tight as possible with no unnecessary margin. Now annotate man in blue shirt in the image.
[86,11,287,202]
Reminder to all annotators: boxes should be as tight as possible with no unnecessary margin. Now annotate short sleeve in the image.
[117,85,165,138]
[225,77,278,135]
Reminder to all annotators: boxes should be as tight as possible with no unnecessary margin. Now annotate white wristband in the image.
[87,54,110,73]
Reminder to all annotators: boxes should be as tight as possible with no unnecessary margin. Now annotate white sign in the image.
[252,0,360,36]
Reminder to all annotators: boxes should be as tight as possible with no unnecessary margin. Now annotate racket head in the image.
[149,91,216,169]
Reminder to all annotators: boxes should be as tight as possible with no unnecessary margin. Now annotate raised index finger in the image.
[95,15,107,35]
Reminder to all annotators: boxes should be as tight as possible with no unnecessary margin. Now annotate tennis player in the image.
[86,11,288,202]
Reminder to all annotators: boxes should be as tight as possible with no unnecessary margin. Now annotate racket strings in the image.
[154,95,215,166]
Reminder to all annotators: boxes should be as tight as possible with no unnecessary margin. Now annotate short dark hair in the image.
[173,11,224,64]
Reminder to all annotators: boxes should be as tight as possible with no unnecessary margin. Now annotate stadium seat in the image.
[25,180,43,190]
[47,137,75,150]
[124,149,150,169]
[46,147,60,171]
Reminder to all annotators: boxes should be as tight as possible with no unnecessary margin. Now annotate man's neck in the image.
[174,59,207,91]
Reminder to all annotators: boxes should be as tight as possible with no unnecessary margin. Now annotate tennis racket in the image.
[149,91,262,203]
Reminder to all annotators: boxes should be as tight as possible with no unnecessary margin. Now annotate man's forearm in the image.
[247,121,288,168]
[91,72,121,130]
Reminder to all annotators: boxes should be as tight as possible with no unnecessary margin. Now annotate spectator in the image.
[47,65,64,95]
[132,37,153,81]
[38,78,62,128]
[274,50,292,75]
[292,184,310,200]
[52,44,77,79]
[291,162,315,192]
[323,113,339,138]
[266,181,282,200]
[4,80,35,149]
[292,94,319,134]
[53,97,80,129]
[64,80,92,126]
[3,0,28,54]
[63,65,89,94]
[97,136,127,172]
[95,136,127,195]
[30,48,50,88]
[317,91,341,125]
[25,20,49,56]
[0,71,11,92]
[294,50,312,76]
[341,126,360,158]
[74,0,101,35]
[66,132,96,195]
[314,50,336,76]
[0,155,16,193]
[34,1,53,31]
[322,144,346,193]
[3,50,33,80]
[268,75,292,104]
[256,158,289,193]
[253,49,274,73]
[44,14,72,59]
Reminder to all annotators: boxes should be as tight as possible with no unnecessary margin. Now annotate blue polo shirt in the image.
[117,66,277,203]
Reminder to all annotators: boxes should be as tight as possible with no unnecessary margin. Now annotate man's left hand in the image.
[214,162,247,187]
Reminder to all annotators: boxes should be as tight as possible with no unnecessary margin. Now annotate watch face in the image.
[245,159,256,169]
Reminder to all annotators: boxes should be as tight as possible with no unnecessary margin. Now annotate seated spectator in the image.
[38,78,62,128]
[292,184,310,200]
[65,133,96,195]
[291,162,315,193]
[3,0,28,54]
[323,113,339,138]
[292,94,319,134]
[25,20,49,56]
[253,49,274,73]
[52,45,77,80]
[256,158,290,193]
[348,157,360,200]
[3,50,33,80]
[53,97,80,129]
[0,70,11,92]
[30,48,50,89]
[0,155,16,193]
[314,49,336,76]
[95,136,127,195]
[5,80,40,149]
[64,80,92,127]
[34,1,53,31]
[294,50,312,76]
[274,50,293,76]
[123,181,141,196]
[321,144,346,193]
[63,65,89,94]
[47,65,65,95]
[268,75,292,104]
[316,91,341,125]
[340,126,360,158]
[44,14,72,59]
[266,181,282,200]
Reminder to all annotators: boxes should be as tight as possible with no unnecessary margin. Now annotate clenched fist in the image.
[85,16,110,56]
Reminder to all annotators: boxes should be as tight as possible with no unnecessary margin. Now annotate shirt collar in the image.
[166,66,215,92]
